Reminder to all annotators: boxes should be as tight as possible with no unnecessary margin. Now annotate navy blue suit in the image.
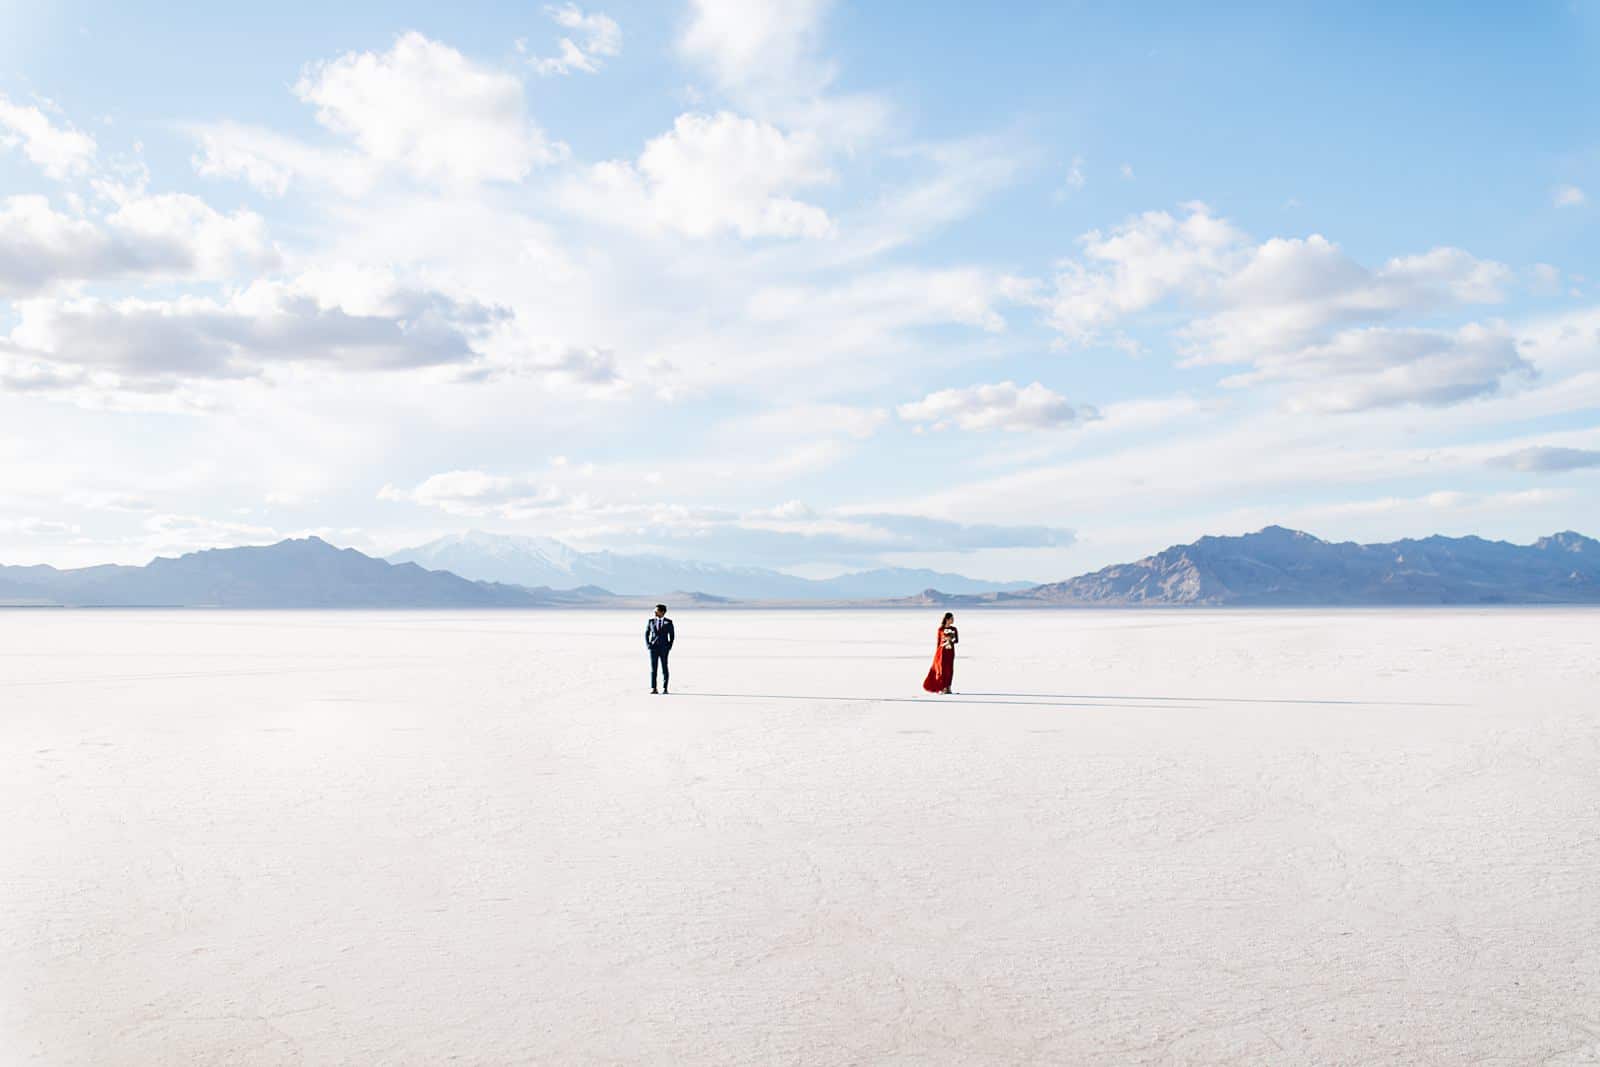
[646,616,675,691]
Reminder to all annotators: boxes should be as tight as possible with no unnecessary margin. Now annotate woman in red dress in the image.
[921,612,959,694]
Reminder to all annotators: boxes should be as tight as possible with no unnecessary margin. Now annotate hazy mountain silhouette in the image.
[922,526,1600,606]
[0,537,588,608]
[388,530,1033,600]
[8,526,1598,608]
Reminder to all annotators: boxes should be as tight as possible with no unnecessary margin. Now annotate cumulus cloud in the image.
[1,274,507,392]
[1037,202,1524,411]
[1184,241,1509,364]
[566,111,833,239]
[1221,323,1534,413]
[0,194,279,295]
[1043,204,1506,353]
[1553,184,1587,208]
[0,94,96,179]
[192,33,565,194]
[898,381,1095,432]
[676,0,886,145]
[0,355,83,393]
[1490,446,1600,473]
[294,32,565,184]
[680,0,833,100]
[532,4,621,75]
[1042,203,1250,343]
[1516,305,1600,372]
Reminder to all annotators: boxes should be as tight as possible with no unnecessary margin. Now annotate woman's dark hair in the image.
[941,612,954,624]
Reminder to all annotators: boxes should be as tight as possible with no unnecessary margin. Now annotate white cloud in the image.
[456,343,625,390]
[1085,393,1206,434]
[104,194,276,278]
[1037,203,1523,411]
[191,121,375,198]
[1043,204,1510,356]
[1295,487,1577,522]
[379,471,571,518]
[2,273,507,392]
[1062,155,1085,195]
[294,32,565,184]
[1043,202,1250,343]
[1553,184,1587,208]
[533,5,621,75]
[0,193,278,295]
[378,468,1073,558]
[566,111,834,238]
[1184,239,1509,364]
[1220,323,1534,413]
[844,137,1026,258]
[140,513,283,553]
[1490,446,1600,473]
[0,516,80,537]
[676,0,886,145]
[1516,304,1600,372]
[725,403,888,440]
[749,267,1014,333]
[0,94,96,179]
[679,0,832,99]
[898,381,1094,432]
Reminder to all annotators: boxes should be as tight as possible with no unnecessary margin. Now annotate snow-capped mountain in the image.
[387,530,1033,600]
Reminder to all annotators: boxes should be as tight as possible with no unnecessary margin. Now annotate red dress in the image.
[921,624,958,693]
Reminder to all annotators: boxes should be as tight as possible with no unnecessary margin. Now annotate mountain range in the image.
[387,530,1033,601]
[922,525,1600,606]
[0,537,575,608]
[4,526,1598,608]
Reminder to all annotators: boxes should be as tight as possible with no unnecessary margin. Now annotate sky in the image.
[1,0,1597,579]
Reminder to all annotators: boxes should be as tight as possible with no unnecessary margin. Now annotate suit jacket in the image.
[646,617,675,650]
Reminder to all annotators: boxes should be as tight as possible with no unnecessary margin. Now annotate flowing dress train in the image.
[921,625,957,693]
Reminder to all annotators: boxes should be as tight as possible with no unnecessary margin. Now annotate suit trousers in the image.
[650,647,670,689]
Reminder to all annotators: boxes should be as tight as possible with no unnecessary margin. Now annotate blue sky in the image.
[1,1,1597,578]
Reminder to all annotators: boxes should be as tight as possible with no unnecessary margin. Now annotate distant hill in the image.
[918,526,1600,606]
[388,530,1033,601]
[0,537,601,608]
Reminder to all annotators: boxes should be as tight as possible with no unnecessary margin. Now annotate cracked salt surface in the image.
[3,608,1598,1065]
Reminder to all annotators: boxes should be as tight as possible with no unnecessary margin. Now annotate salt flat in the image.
[3,608,1598,1065]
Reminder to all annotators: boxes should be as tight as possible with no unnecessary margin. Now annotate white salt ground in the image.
[2,608,1598,1065]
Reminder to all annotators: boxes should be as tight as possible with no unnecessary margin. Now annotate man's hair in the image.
[655,603,668,613]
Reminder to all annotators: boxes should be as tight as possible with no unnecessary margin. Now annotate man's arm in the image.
[665,621,675,649]
[646,621,654,647]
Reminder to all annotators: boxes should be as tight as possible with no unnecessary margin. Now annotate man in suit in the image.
[646,603,675,694]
